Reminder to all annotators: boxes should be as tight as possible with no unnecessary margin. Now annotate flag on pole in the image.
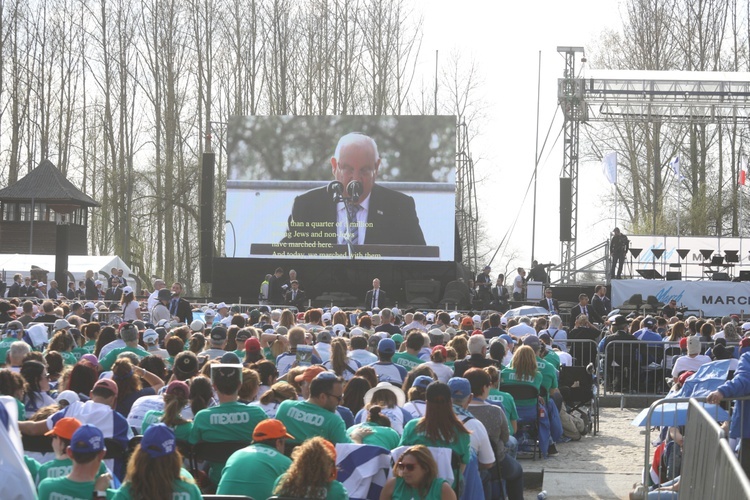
[741,158,748,186]
[602,152,617,185]
[670,156,684,182]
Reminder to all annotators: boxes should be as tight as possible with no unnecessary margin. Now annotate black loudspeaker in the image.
[666,271,682,281]
[200,152,215,283]
[560,178,572,241]
[55,223,70,287]
[712,272,730,281]
[739,270,750,281]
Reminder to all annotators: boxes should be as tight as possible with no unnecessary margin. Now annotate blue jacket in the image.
[717,351,750,439]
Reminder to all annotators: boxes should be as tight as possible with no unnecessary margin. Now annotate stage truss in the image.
[556,46,750,283]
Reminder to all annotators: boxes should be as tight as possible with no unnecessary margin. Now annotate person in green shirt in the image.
[111,423,201,500]
[217,418,294,498]
[521,335,565,450]
[485,365,518,437]
[273,436,349,499]
[0,320,25,364]
[189,360,267,486]
[393,331,427,371]
[276,371,353,445]
[98,326,148,371]
[380,445,456,500]
[347,405,401,450]
[141,380,193,442]
[501,344,554,458]
[35,416,109,486]
[399,382,472,473]
[37,424,111,500]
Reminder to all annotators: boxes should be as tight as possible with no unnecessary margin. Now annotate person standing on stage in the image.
[365,278,388,310]
[591,285,612,319]
[512,268,526,302]
[609,228,629,280]
[475,266,492,308]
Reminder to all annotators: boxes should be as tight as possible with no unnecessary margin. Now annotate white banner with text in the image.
[612,279,750,317]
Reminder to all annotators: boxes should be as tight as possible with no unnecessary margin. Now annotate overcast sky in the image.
[415,0,624,274]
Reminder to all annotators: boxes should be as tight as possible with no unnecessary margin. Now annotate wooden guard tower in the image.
[0,159,99,255]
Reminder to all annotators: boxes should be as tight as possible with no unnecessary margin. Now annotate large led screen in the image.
[226,116,456,260]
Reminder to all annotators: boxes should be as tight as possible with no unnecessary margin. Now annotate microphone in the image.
[327,181,344,201]
[347,181,363,203]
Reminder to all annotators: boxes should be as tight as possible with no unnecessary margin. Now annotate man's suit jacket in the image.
[569,304,602,327]
[105,287,123,302]
[365,288,388,309]
[173,298,193,324]
[281,184,426,246]
[591,294,612,319]
[538,298,560,314]
[285,289,307,311]
[7,282,21,297]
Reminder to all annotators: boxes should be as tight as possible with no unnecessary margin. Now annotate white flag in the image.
[670,156,684,182]
[602,152,617,185]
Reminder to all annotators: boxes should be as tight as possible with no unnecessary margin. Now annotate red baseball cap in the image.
[432,345,447,357]
[93,378,118,399]
[245,338,261,352]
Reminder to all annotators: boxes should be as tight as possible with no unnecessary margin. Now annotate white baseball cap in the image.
[122,286,134,295]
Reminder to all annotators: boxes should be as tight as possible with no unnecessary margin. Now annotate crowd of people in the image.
[4,265,750,499]
[0,268,614,500]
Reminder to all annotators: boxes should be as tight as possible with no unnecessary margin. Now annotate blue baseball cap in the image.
[141,423,176,458]
[378,338,396,354]
[500,334,515,345]
[412,375,434,389]
[70,424,105,454]
[447,377,472,400]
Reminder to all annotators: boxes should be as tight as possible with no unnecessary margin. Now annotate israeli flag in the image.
[670,156,685,182]
[602,152,617,185]
[336,443,392,500]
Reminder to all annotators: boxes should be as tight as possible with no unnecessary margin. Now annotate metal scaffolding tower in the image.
[456,122,478,272]
[557,46,586,283]
[556,49,750,283]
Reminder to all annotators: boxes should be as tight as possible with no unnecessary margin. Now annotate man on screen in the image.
[280,132,426,246]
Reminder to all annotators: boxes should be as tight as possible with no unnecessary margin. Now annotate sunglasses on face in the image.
[397,462,417,472]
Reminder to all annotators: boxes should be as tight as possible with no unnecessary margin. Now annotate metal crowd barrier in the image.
[601,340,740,398]
[641,396,750,498]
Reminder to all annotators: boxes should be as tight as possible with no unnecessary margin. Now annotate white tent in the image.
[0,254,134,283]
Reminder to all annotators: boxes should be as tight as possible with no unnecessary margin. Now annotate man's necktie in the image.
[170,298,178,316]
[583,306,587,316]
[548,299,553,312]
[346,204,361,244]
[373,290,378,309]
[292,291,296,301]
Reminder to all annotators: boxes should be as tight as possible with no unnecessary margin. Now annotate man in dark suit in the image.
[569,293,601,328]
[489,275,510,312]
[284,280,307,311]
[591,285,612,320]
[475,266,492,308]
[169,282,193,324]
[537,288,560,315]
[281,133,426,248]
[7,274,22,298]
[365,278,388,310]
[268,267,286,305]
[104,278,123,302]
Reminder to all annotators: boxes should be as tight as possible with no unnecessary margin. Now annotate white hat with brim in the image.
[364,382,406,407]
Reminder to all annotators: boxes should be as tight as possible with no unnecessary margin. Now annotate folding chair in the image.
[559,365,599,435]
[500,384,541,459]
[22,434,53,453]
[192,440,251,465]
[104,438,128,461]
